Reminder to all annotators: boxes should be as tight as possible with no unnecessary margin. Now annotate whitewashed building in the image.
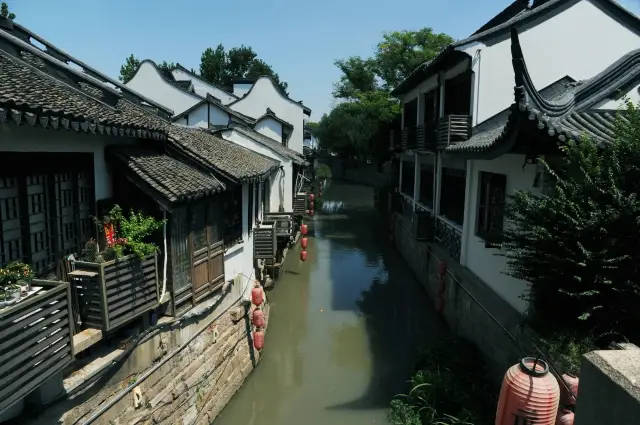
[389,0,640,313]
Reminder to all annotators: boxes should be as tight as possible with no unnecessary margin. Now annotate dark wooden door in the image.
[190,201,225,304]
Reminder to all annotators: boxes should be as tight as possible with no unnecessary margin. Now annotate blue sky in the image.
[6,0,640,119]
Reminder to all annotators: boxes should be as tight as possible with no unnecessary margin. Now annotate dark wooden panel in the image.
[254,226,276,260]
[0,280,74,415]
[263,212,294,237]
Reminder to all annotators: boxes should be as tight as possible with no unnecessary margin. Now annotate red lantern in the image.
[437,261,447,276]
[251,284,264,306]
[252,308,265,328]
[309,201,315,210]
[436,277,446,296]
[556,409,575,425]
[496,358,560,425]
[309,210,315,217]
[253,329,265,350]
[300,224,308,235]
[300,250,307,261]
[308,193,315,202]
[558,374,579,406]
[435,296,444,312]
[301,237,308,249]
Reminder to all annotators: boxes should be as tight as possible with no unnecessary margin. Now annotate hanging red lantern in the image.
[558,374,579,406]
[496,358,560,425]
[308,193,315,202]
[300,250,308,261]
[309,201,315,210]
[253,329,265,350]
[435,296,444,312]
[436,277,446,296]
[252,308,265,328]
[301,237,308,249]
[251,283,264,306]
[437,261,447,276]
[309,210,315,217]
[556,408,575,425]
[300,224,308,235]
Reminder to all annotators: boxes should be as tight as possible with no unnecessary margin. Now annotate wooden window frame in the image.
[222,185,243,247]
[403,98,418,128]
[476,171,507,245]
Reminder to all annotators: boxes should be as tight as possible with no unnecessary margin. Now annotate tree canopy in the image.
[0,2,16,19]
[318,28,453,161]
[200,45,288,94]
[501,100,640,342]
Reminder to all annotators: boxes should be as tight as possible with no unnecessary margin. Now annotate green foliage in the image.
[200,44,288,94]
[93,205,164,261]
[119,54,141,83]
[0,2,15,19]
[315,163,332,180]
[539,332,597,376]
[0,261,34,289]
[322,27,452,162]
[388,337,495,425]
[500,100,640,341]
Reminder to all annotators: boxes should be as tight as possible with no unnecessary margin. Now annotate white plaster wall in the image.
[229,77,306,155]
[596,83,640,108]
[233,83,254,98]
[126,62,201,115]
[461,154,537,313]
[223,184,256,283]
[459,0,640,125]
[172,69,237,105]
[254,117,283,142]
[0,126,134,201]
[185,103,209,128]
[221,130,293,211]
[210,104,230,127]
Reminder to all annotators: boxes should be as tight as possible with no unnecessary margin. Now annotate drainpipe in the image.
[160,209,168,302]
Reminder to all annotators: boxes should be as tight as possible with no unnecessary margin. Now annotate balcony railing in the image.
[401,126,417,150]
[434,216,462,262]
[437,115,472,149]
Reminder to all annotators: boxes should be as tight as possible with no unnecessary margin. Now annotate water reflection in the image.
[214,181,446,425]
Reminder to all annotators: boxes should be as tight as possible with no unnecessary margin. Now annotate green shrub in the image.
[316,163,332,180]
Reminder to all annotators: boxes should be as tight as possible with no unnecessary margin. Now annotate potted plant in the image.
[0,261,33,307]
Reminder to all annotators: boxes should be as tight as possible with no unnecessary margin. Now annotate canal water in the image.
[215,182,446,425]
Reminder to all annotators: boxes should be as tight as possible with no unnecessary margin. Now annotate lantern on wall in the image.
[308,193,315,202]
[300,224,308,235]
[309,210,315,217]
[559,374,579,406]
[251,283,264,306]
[556,409,575,425]
[252,307,265,328]
[495,358,560,425]
[301,237,308,249]
[300,250,308,261]
[253,329,265,350]
[309,201,315,210]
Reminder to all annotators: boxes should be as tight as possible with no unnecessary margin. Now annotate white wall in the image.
[126,62,201,116]
[461,154,537,313]
[460,0,640,125]
[220,129,293,211]
[172,68,237,105]
[223,183,254,283]
[254,117,283,142]
[229,77,306,155]
[595,82,640,109]
[0,126,134,201]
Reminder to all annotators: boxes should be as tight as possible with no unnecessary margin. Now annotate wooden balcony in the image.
[70,254,159,333]
[434,217,462,262]
[293,192,307,217]
[388,129,401,151]
[437,115,472,149]
[262,212,294,238]
[402,126,418,150]
[0,280,74,415]
[417,122,438,151]
[253,225,277,261]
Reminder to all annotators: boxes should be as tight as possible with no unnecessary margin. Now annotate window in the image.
[282,129,290,147]
[400,161,415,197]
[262,179,270,213]
[424,90,438,123]
[403,98,418,128]
[443,73,472,116]
[439,167,466,226]
[247,183,254,231]
[222,186,243,246]
[476,172,507,242]
[419,164,434,207]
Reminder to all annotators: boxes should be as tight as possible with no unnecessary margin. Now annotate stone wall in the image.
[20,280,269,425]
[392,213,531,382]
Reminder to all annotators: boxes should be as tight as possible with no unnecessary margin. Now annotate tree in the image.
[0,2,16,19]
[501,101,640,341]
[158,61,175,73]
[332,57,378,99]
[119,54,141,83]
[200,44,288,94]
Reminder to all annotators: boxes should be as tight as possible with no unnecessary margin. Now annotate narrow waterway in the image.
[215,181,446,425]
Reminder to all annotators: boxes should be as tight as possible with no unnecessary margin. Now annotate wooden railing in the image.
[402,126,417,150]
[0,280,74,415]
[71,254,159,333]
[434,217,462,262]
[437,115,472,149]
[253,226,277,261]
[293,193,307,217]
[263,212,294,238]
[389,128,401,151]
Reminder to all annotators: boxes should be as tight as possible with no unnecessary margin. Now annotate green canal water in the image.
[214,182,446,425]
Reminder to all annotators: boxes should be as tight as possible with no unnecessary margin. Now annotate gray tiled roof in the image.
[108,146,224,203]
[393,0,640,96]
[221,125,307,165]
[445,29,638,155]
[0,39,280,183]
